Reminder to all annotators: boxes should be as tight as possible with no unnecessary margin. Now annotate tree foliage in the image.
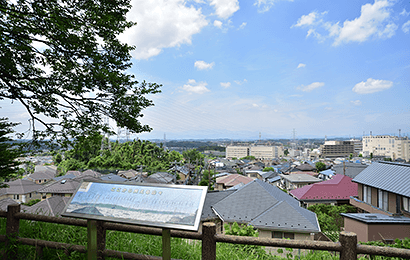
[58,136,184,173]
[182,149,204,165]
[0,0,160,143]
[0,118,23,185]
[315,161,326,172]
[308,204,357,241]
[263,167,274,172]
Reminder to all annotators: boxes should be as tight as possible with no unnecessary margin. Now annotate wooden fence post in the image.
[202,222,216,260]
[87,220,98,260]
[339,231,357,260]
[96,221,106,260]
[4,204,20,260]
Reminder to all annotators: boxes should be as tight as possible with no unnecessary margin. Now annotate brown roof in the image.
[217,174,253,187]
[0,179,43,195]
[0,198,29,211]
[38,179,81,194]
[26,196,70,216]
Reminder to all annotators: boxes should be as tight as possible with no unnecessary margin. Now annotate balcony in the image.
[349,196,391,216]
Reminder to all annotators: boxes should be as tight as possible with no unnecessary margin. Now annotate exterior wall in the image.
[371,187,378,207]
[321,141,354,158]
[250,146,275,159]
[344,217,368,242]
[259,230,313,258]
[358,184,363,201]
[225,146,249,159]
[368,224,410,242]
[388,193,397,214]
[349,197,390,216]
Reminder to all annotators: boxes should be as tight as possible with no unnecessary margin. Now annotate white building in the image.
[362,135,410,161]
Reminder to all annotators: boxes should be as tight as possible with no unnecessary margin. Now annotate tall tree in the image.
[0,0,160,144]
[0,118,23,185]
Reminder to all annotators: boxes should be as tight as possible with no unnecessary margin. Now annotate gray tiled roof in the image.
[250,201,320,233]
[333,162,368,179]
[201,190,236,221]
[211,180,319,233]
[100,173,127,182]
[352,162,410,197]
[26,196,70,217]
[279,174,322,183]
[0,198,29,211]
[0,179,43,195]
[38,179,81,194]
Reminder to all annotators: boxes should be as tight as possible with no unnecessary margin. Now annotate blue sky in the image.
[2,0,410,140]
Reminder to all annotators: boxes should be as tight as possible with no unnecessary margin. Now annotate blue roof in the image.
[352,162,410,197]
[319,169,335,176]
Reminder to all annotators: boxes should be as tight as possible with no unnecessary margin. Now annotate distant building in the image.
[320,141,354,159]
[362,135,410,161]
[225,146,249,159]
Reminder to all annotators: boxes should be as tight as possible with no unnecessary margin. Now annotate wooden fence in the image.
[1,204,410,260]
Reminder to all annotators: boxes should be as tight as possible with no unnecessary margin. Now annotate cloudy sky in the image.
[2,0,410,140]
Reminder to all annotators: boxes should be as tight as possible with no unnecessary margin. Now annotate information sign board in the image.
[62,181,207,231]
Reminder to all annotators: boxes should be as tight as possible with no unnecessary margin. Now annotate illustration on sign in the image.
[62,181,207,231]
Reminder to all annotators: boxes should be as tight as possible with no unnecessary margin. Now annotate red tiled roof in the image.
[290,174,358,201]
[217,174,253,187]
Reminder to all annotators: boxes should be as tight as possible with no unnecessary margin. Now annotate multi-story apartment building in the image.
[362,135,410,161]
[225,146,249,159]
[226,145,284,159]
[320,141,354,158]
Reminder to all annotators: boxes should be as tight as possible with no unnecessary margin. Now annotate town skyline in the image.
[1,0,409,141]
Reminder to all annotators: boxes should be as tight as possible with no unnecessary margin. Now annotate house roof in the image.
[352,162,410,197]
[212,179,320,233]
[295,163,316,171]
[100,173,127,182]
[216,174,253,187]
[38,178,81,194]
[201,190,236,221]
[26,196,70,217]
[0,198,29,211]
[145,172,175,184]
[279,174,322,183]
[333,162,368,179]
[260,171,278,179]
[290,174,358,201]
[53,174,76,181]
[340,213,410,224]
[80,170,101,178]
[319,169,335,176]
[0,179,43,195]
[118,169,138,179]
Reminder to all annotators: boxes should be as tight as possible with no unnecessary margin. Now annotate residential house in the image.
[290,174,358,208]
[0,179,43,203]
[144,172,176,184]
[100,173,127,182]
[25,165,57,184]
[0,198,29,211]
[118,169,138,179]
[349,161,410,218]
[332,162,368,179]
[26,196,70,217]
[279,174,322,191]
[38,176,101,200]
[210,180,320,241]
[215,174,253,191]
[341,213,410,243]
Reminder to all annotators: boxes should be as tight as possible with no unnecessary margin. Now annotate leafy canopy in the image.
[0,118,23,185]
[0,0,160,143]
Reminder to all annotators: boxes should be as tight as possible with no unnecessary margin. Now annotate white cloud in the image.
[350,100,362,106]
[293,11,319,27]
[297,82,324,92]
[239,22,247,29]
[403,20,410,34]
[352,78,393,94]
[333,0,397,45]
[400,9,410,16]
[210,0,240,20]
[253,0,293,13]
[181,79,210,94]
[297,63,306,69]
[194,60,215,70]
[119,0,208,60]
[214,20,223,28]
[292,0,399,46]
[220,82,231,88]
[234,79,247,85]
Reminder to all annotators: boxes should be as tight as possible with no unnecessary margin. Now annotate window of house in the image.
[29,193,32,198]
[272,231,283,239]
[13,194,19,200]
[378,189,388,211]
[403,197,410,212]
[363,186,371,204]
[284,233,295,239]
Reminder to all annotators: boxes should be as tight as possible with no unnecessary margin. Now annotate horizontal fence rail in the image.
[1,204,410,260]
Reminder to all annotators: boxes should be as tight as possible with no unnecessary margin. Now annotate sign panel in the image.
[62,181,207,231]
